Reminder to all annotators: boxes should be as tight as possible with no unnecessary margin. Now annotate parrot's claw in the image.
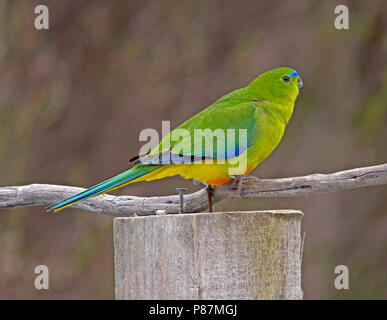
[229,175,247,190]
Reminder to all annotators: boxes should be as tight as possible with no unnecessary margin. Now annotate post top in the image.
[114,209,303,220]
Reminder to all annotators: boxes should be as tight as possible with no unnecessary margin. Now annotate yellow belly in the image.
[130,152,255,186]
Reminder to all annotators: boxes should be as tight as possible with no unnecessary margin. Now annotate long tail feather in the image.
[47,165,159,212]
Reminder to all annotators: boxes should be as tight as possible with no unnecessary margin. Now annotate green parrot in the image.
[49,67,303,212]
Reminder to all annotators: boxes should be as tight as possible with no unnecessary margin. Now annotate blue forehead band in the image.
[289,70,299,78]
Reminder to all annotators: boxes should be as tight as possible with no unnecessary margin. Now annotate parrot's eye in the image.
[282,76,290,82]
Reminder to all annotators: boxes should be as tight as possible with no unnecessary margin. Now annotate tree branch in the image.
[0,163,386,216]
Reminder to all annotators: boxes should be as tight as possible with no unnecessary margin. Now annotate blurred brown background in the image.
[0,0,386,299]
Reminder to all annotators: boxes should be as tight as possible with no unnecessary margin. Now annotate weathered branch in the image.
[0,163,386,216]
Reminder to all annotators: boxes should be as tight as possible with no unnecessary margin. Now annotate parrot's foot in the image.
[206,185,214,213]
[229,175,247,191]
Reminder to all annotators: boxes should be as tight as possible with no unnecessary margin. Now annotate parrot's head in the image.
[249,67,303,106]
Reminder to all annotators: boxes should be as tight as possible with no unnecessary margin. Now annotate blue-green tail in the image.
[48,165,158,212]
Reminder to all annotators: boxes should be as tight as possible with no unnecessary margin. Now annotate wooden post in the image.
[114,210,303,300]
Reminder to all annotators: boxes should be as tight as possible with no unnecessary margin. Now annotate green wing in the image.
[136,100,261,165]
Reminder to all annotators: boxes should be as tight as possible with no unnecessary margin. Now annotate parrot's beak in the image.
[297,77,304,92]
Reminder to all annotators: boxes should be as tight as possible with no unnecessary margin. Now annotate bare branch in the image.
[0,163,386,216]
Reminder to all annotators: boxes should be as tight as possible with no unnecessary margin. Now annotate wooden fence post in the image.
[114,210,303,300]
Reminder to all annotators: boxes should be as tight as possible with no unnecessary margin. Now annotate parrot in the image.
[48,67,303,213]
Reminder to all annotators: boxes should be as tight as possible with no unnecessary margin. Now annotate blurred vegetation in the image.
[0,0,386,299]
